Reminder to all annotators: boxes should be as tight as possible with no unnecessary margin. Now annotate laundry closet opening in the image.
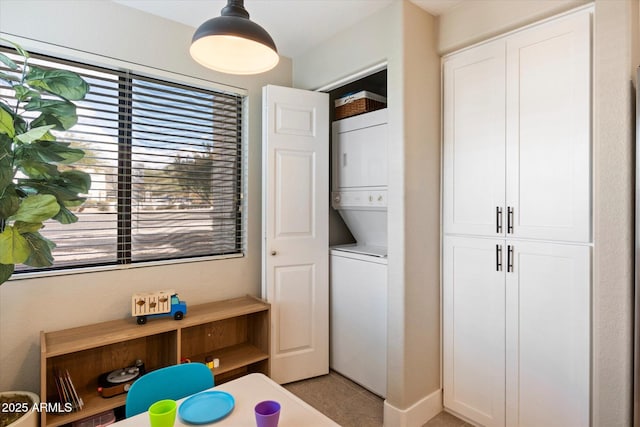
[324,68,389,398]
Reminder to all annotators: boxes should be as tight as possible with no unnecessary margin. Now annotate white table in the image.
[112,373,339,426]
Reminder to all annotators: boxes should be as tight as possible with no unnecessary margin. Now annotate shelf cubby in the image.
[40,295,270,427]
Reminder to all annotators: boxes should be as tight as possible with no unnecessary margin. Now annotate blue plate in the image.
[178,391,235,424]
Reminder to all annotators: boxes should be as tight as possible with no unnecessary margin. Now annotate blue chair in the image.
[125,363,214,417]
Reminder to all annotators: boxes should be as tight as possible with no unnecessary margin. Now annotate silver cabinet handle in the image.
[496,207,503,234]
[496,244,503,272]
[507,206,514,234]
[507,245,514,272]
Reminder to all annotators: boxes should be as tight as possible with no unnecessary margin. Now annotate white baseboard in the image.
[383,388,443,427]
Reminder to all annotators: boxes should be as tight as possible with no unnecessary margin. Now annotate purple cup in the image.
[254,400,281,427]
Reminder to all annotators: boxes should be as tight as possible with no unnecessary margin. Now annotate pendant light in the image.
[190,0,279,75]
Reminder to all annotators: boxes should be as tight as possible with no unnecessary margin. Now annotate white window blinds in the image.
[0,47,245,272]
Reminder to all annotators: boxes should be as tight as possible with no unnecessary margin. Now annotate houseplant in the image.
[0,392,39,427]
[0,39,91,286]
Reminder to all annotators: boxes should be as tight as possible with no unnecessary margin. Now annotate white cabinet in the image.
[443,236,590,427]
[332,108,387,191]
[505,241,590,427]
[505,14,591,243]
[442,9,592,427]
[443,40,506,237]
[442,236,506,427]
[443,11,591,243]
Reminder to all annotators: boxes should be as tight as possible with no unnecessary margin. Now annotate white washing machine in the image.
[330,245,387,397]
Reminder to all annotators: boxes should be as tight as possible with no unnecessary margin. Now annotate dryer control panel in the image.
[332,190,387,209]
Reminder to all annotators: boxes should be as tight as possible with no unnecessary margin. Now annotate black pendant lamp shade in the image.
[190,0,279,75]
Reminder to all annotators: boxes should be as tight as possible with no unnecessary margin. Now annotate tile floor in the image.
[284,371,472,427]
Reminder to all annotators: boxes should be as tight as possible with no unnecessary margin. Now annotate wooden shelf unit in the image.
[40,295,270,427]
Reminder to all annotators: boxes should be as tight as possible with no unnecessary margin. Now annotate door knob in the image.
[271,251,277,256]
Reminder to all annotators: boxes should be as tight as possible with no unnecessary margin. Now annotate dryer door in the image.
[332,109,388,191]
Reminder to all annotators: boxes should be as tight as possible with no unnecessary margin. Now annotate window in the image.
[0,47,245,273]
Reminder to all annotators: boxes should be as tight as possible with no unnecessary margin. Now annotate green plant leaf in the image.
[0,137,12,188]
[22,232,55,267]
[30,141,85,164]
[27,98,77,131]
[0,38,29,59]
[53,204,78,224]
[16,140,83,164]
[0,107,15,138]
[18,159,59,180]
[0,191,20,219]
[14,221,43,233]
[15,124,56,144]
[62,199,85,208]
[9,194,60,223]
[0,52,18,71]
[13,186,30,198]
[13,116,28,136]
[60,170,91,193]
[26,66,89,101]
[0,263,15,285]
[14,85,40,102]
[17,179,78,201]
[25,98,75,114]
[0,103,13,114]
[0,226,30,264]
[31,112,77,132]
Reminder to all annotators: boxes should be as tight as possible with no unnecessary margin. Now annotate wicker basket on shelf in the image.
[334,91,386,120]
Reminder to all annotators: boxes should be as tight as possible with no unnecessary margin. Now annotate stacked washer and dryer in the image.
[330,108,388,397]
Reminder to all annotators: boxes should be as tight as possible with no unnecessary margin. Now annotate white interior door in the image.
[443,39,506,237]
[505,11,591,242]
[262,84,329,384]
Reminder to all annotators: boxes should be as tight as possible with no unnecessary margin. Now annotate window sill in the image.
[8,253,245,282]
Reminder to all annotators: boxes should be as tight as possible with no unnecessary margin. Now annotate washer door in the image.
[330,254,387,397]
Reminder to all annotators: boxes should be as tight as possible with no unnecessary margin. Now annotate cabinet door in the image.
[505,11,591,242]
[443,236,505,427]
[505,241,590,427]
[332,110,388,190]
[443,40,506,237]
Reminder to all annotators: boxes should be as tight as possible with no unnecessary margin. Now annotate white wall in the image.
[0,0,292,392]
[293,8,394,91]
[295,1,442,423]
[394,0,441,407]
[438,0,590,54]
[438,1,638,425]
[592,1,637,424]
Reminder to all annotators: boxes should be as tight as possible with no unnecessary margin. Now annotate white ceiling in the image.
[112,0,464,58]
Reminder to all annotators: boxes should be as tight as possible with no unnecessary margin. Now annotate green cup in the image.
[149,399,177,427]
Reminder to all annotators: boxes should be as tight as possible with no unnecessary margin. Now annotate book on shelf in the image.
[54,369,84,412]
